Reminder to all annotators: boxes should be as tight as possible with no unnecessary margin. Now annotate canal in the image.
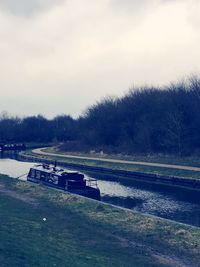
[1,152,200,227]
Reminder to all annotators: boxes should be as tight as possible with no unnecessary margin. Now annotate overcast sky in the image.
[0,0,200,118]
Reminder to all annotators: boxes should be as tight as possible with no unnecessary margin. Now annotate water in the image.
[0,158,34,180]
[88,172,200,226]
[1,152,200,227]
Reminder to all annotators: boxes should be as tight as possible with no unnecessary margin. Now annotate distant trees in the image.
[0,112,21,141]
[80,97,120,147]
[0,76,200,156]
[78,76,200,156]
[0,114,76,143]
[52,115,77,141]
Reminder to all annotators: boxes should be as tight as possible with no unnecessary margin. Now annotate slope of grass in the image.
[0,174,200,267]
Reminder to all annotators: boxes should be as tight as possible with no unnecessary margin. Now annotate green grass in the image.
[0,174,200,267]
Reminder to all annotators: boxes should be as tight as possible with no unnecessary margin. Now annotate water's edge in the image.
[1,153,200,227]
[19,152,200,190]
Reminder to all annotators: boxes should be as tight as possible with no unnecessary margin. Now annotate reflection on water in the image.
[0,158,34,180]
[97,179,200,226]
[1,152,200,227]
[86,172,200,227]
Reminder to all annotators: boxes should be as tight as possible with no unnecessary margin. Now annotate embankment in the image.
[19,150,200,190]
[0,174,200,267]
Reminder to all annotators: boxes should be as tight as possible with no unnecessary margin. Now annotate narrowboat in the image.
[27,164,101,200]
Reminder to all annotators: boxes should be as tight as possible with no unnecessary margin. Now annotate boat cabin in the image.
[28,164,87,190]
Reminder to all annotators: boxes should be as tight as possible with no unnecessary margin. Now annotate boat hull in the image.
[27,176,101,201]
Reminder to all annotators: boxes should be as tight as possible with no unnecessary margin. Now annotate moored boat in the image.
[27,163,101,200]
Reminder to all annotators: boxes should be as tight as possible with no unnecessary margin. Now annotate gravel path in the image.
[32,148,200,172]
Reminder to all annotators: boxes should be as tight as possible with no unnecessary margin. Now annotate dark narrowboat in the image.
[27,164,101,200]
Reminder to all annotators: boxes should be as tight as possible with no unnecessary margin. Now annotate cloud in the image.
[110,0,150,10]
[109,0,156,20]
[0,0,200,118]
[187,1,200,30]
[0,0,64,17]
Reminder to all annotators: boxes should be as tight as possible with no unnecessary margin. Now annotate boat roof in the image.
[31,164,81,176]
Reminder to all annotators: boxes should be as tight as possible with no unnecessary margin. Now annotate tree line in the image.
[1,76,200,156]
[0,113,77,143]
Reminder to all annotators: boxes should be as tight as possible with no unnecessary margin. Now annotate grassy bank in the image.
[26,148,200,180]
[45,147,200,168]
[0,174,200,267]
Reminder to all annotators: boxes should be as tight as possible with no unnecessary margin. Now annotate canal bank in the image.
[0,174,200,267]
[19,150,200,191]
[1,154,200,227]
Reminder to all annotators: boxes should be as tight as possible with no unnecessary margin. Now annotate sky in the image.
[0,0,200,118]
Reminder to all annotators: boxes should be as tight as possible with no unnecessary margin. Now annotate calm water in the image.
[1,152,200,227]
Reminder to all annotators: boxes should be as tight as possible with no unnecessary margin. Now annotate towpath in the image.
[32,148,200,172]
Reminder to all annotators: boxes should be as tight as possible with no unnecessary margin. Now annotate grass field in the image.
[0,174,200,267]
